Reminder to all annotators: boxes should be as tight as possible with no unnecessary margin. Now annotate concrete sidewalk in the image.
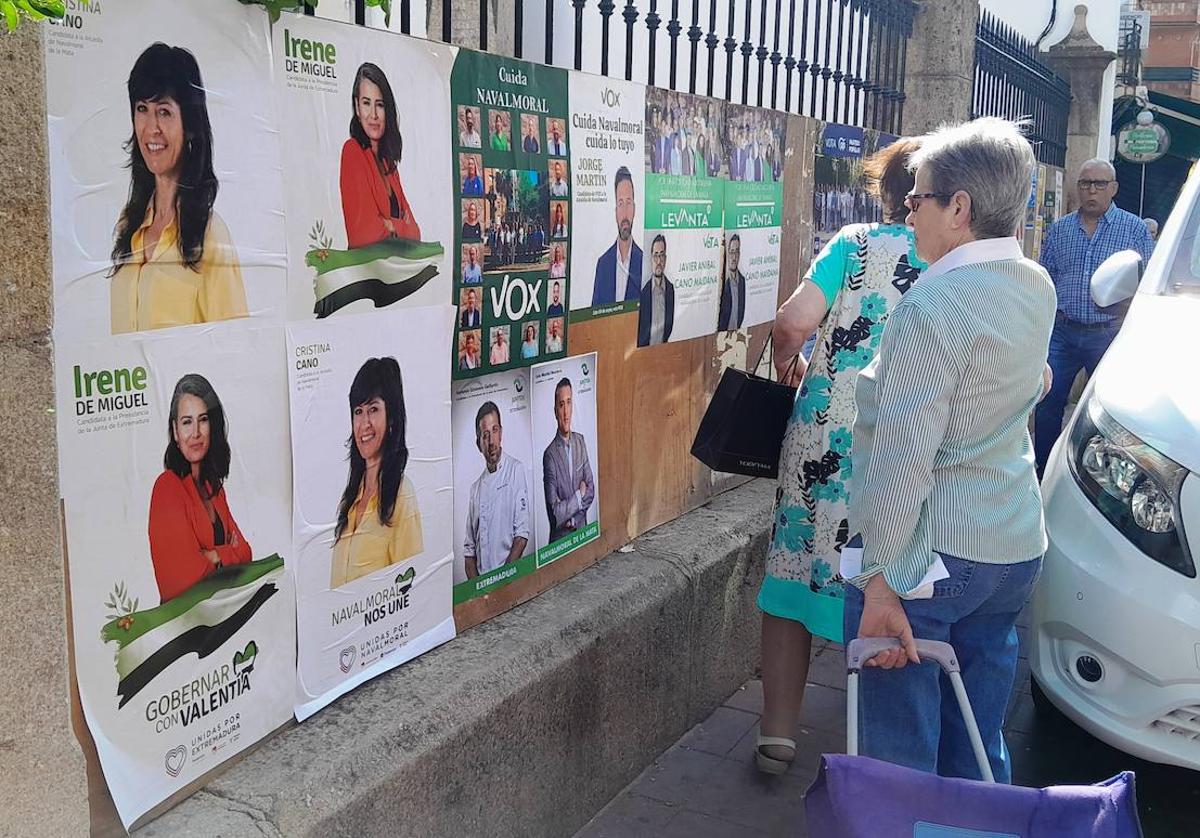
[577,621,1200,837]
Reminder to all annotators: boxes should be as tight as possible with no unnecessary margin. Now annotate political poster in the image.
[450,51,570,378]
[567,74,646,321]
[1031,163,1049,261]
[273,14,456,320]
[44,0,286,341]
[811,123,889,258]
[530,353,600,565]
[288,306,456,720]
[449,370,538,604]
[55,324,295,828]
[641,88,726,346]
[1054,169,1064,223]
[721,104,786,330]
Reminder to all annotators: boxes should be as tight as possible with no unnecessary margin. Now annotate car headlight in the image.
[1068,395,1195,577]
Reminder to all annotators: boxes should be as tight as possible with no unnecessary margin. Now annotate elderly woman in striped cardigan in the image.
[844,117,1056,784]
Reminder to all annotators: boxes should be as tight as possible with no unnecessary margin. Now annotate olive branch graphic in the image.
[105,582,138,631]
[309,220,335,262]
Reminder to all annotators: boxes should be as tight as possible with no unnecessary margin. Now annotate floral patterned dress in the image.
[758,223,924,642]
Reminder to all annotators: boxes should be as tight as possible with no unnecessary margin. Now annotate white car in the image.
[1031,174,1200,773]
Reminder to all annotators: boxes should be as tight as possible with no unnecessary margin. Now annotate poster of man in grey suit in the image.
[532,353,600,562]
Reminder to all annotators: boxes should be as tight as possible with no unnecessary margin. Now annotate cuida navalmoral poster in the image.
[450,51,570,378]
[566,74,646,322]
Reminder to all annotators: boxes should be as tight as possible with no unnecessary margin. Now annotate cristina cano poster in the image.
[55,325,295,828]
[287,306,456,720]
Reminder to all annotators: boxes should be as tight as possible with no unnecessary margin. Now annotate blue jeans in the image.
[843,554,1042,783]
[1033,316,1121,475]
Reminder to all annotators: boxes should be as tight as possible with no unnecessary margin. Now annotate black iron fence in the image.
[329,0,917,134]
[972,10,1071,167]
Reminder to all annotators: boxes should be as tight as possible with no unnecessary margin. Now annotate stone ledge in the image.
[138,479,774,837]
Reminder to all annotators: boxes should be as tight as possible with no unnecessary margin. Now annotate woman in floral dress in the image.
[756,138,926,774]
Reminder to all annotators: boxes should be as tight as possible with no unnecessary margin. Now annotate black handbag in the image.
[690,333,798,479]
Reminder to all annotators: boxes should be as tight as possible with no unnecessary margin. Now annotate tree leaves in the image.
[0,0,63,31]
[1,2,21,32]
[366,0,392,27]
[237,0,395,26]
[2,0,394,33]
[237,0,317,24]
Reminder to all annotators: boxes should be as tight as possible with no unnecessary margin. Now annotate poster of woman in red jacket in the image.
[340,62,421,248]
[277,18,453,320]
[148,373,252,602]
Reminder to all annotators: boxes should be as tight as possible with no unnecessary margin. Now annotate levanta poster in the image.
[449,51,571,378]
[56,325,295,828]
[720,103,785,331]
[641,87,725,347]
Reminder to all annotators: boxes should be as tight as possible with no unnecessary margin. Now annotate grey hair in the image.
[1079,157,1116,179]
[907,117,1036,240]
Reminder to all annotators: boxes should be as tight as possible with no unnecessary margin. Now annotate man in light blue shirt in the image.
[462,246,482,284]
[549,160,569,198]
[1033,158,1154,474]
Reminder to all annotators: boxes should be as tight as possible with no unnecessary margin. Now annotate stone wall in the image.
[0,23,90,838]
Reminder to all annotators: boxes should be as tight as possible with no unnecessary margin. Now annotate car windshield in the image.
[1162,194,1200,294]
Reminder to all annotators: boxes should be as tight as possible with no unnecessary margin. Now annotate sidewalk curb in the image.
[138,480,773,837]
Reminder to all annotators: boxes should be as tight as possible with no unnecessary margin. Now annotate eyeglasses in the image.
[903,192,953,212]
[1078,179,1114,191]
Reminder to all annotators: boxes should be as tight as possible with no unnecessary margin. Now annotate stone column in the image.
[902,0,979,135]
[1048,5,1116,214]
[0,24,90,838]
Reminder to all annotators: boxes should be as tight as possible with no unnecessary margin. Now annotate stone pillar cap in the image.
[1047,4,1116,61]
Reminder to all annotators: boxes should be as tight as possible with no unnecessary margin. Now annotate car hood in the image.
[1093,292,1200,474]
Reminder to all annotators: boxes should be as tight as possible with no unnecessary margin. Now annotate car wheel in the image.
[1030,675,1065,721]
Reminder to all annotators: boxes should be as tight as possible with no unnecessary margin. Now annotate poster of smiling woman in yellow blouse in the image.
[44,0,285,342]
[288,305,455,720]
[106,42,247,334]
[329,356,424,588]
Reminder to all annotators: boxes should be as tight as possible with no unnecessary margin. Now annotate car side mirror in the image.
[1090,250,1143,308]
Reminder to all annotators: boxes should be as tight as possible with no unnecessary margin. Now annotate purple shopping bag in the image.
[808,639,1143,838]
[805,755,1142,838]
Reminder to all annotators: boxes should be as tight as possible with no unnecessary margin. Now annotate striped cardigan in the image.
[848,239,1057,595]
